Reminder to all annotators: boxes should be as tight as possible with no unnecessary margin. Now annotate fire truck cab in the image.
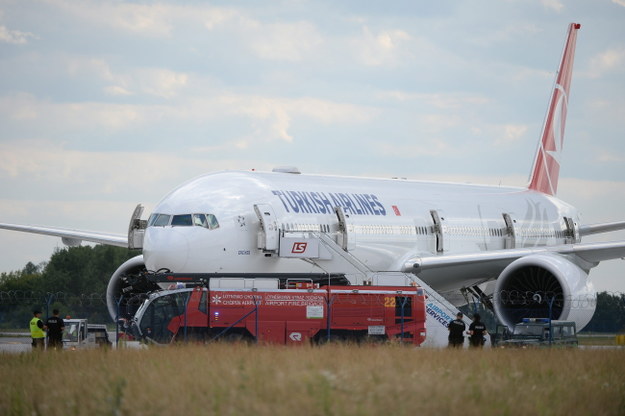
[130,278,426,346]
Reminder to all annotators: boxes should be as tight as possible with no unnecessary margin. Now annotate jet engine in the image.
[493,253,596,330]
[105,255,157,321]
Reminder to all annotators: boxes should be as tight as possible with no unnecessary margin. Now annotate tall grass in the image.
[2,345,624,416]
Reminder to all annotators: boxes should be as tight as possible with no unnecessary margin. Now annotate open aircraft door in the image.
[429,210,447,253]
[335,206,355,251]
[128,204,146,250]
[563,216,580,244]
[502,213,517,249]
[254,204,279,253]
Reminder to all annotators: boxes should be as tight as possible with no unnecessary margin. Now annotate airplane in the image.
[1,23,624,333]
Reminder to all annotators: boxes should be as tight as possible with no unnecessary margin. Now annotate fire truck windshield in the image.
[135,290,191,343]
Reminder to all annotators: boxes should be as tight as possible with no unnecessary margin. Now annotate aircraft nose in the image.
[143,228,190,272]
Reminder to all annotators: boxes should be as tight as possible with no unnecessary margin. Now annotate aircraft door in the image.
[563,216,580,244]
[429,210,445,253]
[502,213,516,249]
[335,206,355,251]
[254,204,280,252]
[128,204,147,250]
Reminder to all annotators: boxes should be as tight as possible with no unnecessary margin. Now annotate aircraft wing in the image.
[403,240,625,286]
[0,223,128,248]
[579,221,625,237]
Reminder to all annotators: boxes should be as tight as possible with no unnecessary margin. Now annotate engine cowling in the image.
[106,255,148,321]
[493,253,596,330]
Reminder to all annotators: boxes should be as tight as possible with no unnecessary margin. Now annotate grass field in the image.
[578,334,621,346]
[2,344,624,416]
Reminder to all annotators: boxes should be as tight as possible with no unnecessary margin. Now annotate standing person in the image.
[29,310,47,350]
[46,309,65,350]
[468,314,488,348]
[448,312,466,348]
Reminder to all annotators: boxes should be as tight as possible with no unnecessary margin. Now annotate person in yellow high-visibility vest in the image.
[30,310,47,350]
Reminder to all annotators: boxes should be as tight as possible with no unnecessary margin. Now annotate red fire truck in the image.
[130,278,427,346]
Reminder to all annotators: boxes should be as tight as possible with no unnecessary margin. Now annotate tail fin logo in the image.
[528,23,580,196]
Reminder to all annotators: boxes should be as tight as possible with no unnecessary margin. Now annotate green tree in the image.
[0,245,139,328]
[583,292,625,333]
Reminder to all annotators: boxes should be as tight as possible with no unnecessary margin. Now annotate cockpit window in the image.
[153,214,171,227]
[148,213,218,229]
[207,214,219,229]
[193,214,208,228]
[171,214,193,226]
[192,214,219,230]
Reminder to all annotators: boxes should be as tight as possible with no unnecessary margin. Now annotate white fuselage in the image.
[142,170,579,291]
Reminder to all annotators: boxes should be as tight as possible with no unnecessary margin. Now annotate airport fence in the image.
[0,290,109,329]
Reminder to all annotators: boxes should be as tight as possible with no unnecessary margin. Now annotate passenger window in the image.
[153,214,171,227]
[206,214,219,230]
[172,214,193,226]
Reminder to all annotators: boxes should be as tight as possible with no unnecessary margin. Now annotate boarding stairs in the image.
[277,230,475,347]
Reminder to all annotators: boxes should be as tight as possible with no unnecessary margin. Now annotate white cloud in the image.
[202,9,238,30]
[246,101,293,142]
[137,69,189,98]
[587,98,625,124]
[67,58,114,80]
[354,26,412,67]
[104,86,133,96]
[540,0,564,12]
[43,0,328,64]
[66,57,188,98]
[558,178,625,223]
[288,97,374,124]
[248,21,324,62]
[376,137,453,158]
[220,95,374,143]
[494,124,528,146]
[2,92,40,120]
[45,0,175,37]
[111,4,174,36]
[596,151,625,163]
[0,141,248,195]
[612,0,625,7]
[0,91,373,146]
[0,93,144,129]
[0,24,36,44]
[587,48,625,78]
[466,23,543,47]
[378,91,490,109]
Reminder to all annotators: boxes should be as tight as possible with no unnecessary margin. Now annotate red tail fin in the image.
[528,23,581,195]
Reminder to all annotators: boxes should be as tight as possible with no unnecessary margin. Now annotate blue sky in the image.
[1,0,624,291]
